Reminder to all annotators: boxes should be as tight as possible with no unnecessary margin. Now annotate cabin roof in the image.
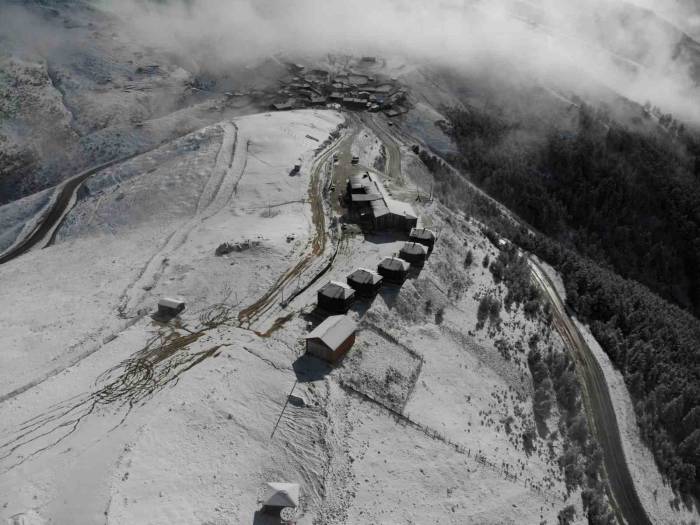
[318,280,355,300]
[378,257,410,272]
[347,267,383,285]
[305,315,357,350]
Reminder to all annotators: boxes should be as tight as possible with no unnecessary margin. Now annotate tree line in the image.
[415,103,700,499]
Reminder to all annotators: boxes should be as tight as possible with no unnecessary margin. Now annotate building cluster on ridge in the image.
[271,61,408,116]
[306,227,437,364]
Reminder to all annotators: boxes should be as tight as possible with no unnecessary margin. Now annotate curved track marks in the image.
[118,122,242,317]
[237,127,351,330]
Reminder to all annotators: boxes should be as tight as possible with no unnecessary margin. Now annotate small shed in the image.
[259,482,300,509]
[346,267,383,297]
[305,315,357,362]
[157,297,185,317]
[377,257,410,284]
[400,241,429,266]
[409,227,437,253]
[317,281,355,314]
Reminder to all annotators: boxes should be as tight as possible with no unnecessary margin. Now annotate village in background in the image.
[2,1,700,524]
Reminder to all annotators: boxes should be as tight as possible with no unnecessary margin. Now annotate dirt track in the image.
[237,126,354,329]
[362,114,401,180]
[529,259,652,525]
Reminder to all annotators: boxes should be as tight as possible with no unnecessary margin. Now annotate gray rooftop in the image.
[350,172,417,220]
[378,257,410,272]
[347,268,383,285]
[410,228,436,241]
[400,242,428,256]
[318,280,355,300]
[158,297,184,309]
[305,315,357,350]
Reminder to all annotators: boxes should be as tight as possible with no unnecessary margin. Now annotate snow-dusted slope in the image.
[1,109,584,524]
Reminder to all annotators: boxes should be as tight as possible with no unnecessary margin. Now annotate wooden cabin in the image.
[346,267,383,297]
[305,315,357,362]
[377,257,410,284]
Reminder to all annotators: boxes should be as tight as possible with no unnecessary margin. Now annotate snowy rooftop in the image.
[305,315,357,350]
[318,280,355,300]
[400,242,428,256]
[410,227,436,241]
[351,193,382,203]
[350,172,417,220]
[347,267,383,285]
[386,199,418,220]
[260,482,300,508]
[378,256,410,272]
[158,297,185,309]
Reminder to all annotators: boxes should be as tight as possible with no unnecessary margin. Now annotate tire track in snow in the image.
[118,122,245,317]
[237,126,355,331]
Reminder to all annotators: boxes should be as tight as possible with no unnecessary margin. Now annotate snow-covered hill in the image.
[0,109,583,524]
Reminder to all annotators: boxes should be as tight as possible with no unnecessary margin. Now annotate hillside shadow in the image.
[292,353,333,383]
[252,508,282,525]
[406,265,423,279]
[349,297,374,317]
[300,307,331,328]
[364,231,408,245]
[377,284,401,309]
[533,413,548,439]
[150,311,179,323]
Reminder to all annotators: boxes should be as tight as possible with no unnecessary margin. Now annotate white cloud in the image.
[8,0,700,121]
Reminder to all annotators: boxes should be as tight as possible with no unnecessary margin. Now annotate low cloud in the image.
[4,0,700,122]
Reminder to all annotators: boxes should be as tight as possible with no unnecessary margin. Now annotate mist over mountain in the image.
[2,1,700,524]
[100,0,700,119]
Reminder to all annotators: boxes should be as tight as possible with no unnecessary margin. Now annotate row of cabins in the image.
[306,228,436,363]
[315,231,437,315]
[347,172,419,232]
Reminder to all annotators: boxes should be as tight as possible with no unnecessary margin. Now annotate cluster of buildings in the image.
[304,227,437,363]
[270,63,409,116]
[347,171,418,231]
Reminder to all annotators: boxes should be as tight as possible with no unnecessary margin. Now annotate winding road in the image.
[0,131,202,267]
[376,109,652,524]
[0,157,129,265]
[0,106,654,524]
[529,259,651,525]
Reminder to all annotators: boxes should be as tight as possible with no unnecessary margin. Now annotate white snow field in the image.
[0,108,653,525]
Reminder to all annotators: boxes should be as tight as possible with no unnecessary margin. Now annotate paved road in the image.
[529,259,652,525]
[0,173,88,264]
[0,153,153,265]
[383,111,652,525]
